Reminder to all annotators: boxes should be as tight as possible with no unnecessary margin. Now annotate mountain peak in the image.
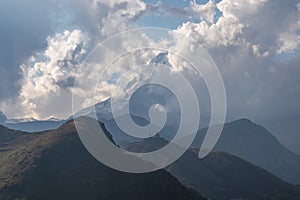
[150,52,171,66]
[193,118,300,184]
[229,118,254,125]
[5,117,38,124]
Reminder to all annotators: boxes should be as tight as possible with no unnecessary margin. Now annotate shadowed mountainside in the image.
[192,119,300,184]
[0,120,205,200]
[127,136,300,200]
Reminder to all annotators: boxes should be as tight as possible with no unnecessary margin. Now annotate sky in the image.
[0,0,300,150]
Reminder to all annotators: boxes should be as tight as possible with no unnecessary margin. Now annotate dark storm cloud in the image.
[0,0,56,100]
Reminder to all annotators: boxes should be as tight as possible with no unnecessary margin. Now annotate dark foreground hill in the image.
[0,120,204,200]
[1,118,300,200]
[127,136,300,200]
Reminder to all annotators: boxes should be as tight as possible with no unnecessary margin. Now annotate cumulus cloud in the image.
[190,0,216,24]
[174,0,300,56]
[92,0,148,36]
[170,0,300,123]
[1,0,300,133]
[0,0,155,119]
[13,30,89,119]
[72,31,169,115]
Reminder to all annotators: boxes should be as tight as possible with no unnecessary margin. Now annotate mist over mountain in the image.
[69,52,210,146]
[0,110,65,132]
[67,51,300,158]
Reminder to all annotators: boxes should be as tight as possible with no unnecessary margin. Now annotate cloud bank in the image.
[0,0,299,143]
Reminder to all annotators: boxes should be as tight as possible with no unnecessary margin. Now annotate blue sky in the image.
[136,0,223,29]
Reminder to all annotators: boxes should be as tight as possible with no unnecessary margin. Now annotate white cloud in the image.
[1,0,300,129]
[93,0,148,36]
[277,32,300,53]
[190,0,216,24]
[169,0,300,123]
[277,3,300,53]
[0,0,299,155]
[174,0,300,56]
[251,44,270,58]
[0,0,155,119]
[15,30,89,119]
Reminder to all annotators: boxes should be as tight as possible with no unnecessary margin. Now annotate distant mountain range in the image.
[1,100,300,186]
[0,111,65,132]
[1,116,300,199]
[72,100,300,185]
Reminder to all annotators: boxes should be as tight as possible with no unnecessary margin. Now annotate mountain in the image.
[69,52,211,145]
[0,119,205,200]
[1,114,300,199]
[192,118,300,184]
[150,52,171,65]
[0,111,65,132]
[0,125,19,147]
[70,95,300,185]
[71,98,113,121]
[127,136,300,200]
[81,100,300,185]
[4,118,65,133]
[71,99,209,147]
[262,115,300,155]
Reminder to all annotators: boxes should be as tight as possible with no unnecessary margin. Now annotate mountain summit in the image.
[150,52,171,66]
[0,118,205,200]
[0,111,64,133]
[192,119,300,184]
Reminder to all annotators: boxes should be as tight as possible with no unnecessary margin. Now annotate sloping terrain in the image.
[192,119,300,184]
[127,136,300,200]
[0,121,204,200]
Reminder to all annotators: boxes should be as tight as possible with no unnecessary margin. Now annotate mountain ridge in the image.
[127,136,300,200]
[192,118,300,184]
[0,118,205,200]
